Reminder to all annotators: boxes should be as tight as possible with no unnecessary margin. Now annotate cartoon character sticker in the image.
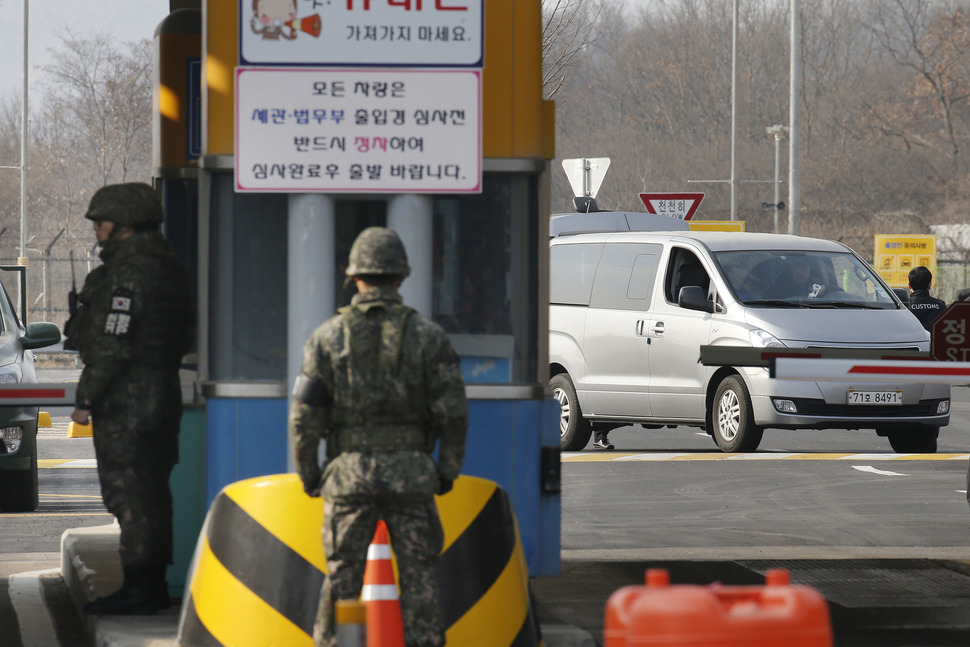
[251,0,321,41]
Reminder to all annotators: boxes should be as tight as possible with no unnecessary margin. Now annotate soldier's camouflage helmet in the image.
[84,183,164,226]
[345,227,411,277]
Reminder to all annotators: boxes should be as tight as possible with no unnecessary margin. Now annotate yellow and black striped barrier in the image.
[177,473,539,647]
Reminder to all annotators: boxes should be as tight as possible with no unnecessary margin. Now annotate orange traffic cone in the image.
[361,520,404,647]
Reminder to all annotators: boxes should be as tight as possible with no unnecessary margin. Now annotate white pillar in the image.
[387,194,433,317]
[287,194,335,470]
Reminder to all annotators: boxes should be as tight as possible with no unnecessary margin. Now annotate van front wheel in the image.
[551,373,593,451]
[884,426,939,454]
[712,376,763,453]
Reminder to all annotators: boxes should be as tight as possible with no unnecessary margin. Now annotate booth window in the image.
[432,174,538,385]
[206,171,539,387]
[208,173,288,381]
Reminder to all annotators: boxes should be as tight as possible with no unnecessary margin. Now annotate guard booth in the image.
[153,0,560,591]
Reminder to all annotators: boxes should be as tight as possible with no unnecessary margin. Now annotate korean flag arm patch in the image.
[104,287,135,339]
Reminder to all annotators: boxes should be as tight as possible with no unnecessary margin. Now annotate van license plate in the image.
[847,390,902,405]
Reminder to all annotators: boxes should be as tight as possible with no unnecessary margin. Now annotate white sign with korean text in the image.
[240,0,484,67]
[235,68,482,193]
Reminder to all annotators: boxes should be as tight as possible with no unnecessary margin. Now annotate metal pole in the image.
[773,135,781,234]
[20,0,28,259]
[788,0,801,236]
[18,0,29,320]
[730,0,738,221]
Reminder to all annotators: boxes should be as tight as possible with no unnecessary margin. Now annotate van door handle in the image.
[635,320,645,336]
[651,321,665,336]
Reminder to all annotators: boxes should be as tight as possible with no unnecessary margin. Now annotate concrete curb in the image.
[61,524,594,647]
[61,524,178,647]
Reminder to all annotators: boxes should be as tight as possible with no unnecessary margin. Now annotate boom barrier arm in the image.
[699,346,928,368]
[0,383,78,406]
[770,358,970,384]
[697,346,970,384]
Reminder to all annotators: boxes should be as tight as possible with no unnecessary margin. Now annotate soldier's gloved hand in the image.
[436,477,453,496]
[302,472,322,497]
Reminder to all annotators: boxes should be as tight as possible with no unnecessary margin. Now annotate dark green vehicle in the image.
[0,266,62,512]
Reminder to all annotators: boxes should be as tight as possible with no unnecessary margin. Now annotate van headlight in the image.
[0,426,23,454]
[749,329,786,348]
[0,363,23,384]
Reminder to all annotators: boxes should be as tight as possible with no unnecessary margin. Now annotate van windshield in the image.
[714,250,899,309]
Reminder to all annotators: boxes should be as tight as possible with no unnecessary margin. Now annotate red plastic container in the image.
[604,568,832,646]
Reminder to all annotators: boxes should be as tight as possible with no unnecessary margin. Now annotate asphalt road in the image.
[533,385,970,646]
[6,373,970,646]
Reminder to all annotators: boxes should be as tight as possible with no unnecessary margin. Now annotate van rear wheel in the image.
[551,373,592,451]
[712,375,763,453]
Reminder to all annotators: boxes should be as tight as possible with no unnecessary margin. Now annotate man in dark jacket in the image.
[66,183,193,615]
[907,266,946,332]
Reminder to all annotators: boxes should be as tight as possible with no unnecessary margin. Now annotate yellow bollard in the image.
[38,411,51,427]
[68,421,93,438]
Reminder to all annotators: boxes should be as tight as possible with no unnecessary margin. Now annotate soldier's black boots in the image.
[83,564,170,615]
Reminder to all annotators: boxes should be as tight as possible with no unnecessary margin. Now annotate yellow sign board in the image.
[873,234,937,288]
[688,220,746,232]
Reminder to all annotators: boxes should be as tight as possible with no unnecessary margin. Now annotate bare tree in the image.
[542,0,602,100]
[0,32,153,324]
[545,0,969,237]
[867,2,970,160]
[37,31,153,188]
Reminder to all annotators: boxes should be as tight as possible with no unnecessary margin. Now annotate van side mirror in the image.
[679,286,715,313]
[891,287,910,306]
[22,322,62,350]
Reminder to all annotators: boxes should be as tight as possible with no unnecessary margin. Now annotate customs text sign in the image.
[235,68,482,193]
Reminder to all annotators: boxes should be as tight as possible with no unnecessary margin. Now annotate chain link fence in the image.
[15,233,969,334]
[3,247,101,330]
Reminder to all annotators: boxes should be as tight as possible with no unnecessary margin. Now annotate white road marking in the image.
[563,452,970,462]
[9,569,60,647]
[38,459,97,469]
[852,465,908,477]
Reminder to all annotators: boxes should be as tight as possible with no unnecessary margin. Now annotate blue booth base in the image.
[201,395,561,577]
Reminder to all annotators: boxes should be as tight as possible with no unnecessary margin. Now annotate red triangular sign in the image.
[638,193,705,221]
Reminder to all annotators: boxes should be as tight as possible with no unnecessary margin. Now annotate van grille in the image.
[803,346,923,352]
[791,399,942,417]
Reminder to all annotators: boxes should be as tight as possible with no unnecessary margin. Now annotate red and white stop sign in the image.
[930,301,970,361]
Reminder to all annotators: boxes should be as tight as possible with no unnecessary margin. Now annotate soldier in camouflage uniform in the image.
[66,183,193,616]
[290,227,468,647]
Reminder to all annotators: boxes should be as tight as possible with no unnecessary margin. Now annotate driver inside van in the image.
[777,256,824,298]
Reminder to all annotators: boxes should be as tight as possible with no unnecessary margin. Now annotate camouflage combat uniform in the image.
[290,229,468,647]
[67,186,192,581]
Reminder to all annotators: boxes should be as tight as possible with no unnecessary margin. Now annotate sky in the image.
[0,0,170,99]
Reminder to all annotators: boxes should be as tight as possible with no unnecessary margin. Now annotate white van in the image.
[549,227,950,453]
